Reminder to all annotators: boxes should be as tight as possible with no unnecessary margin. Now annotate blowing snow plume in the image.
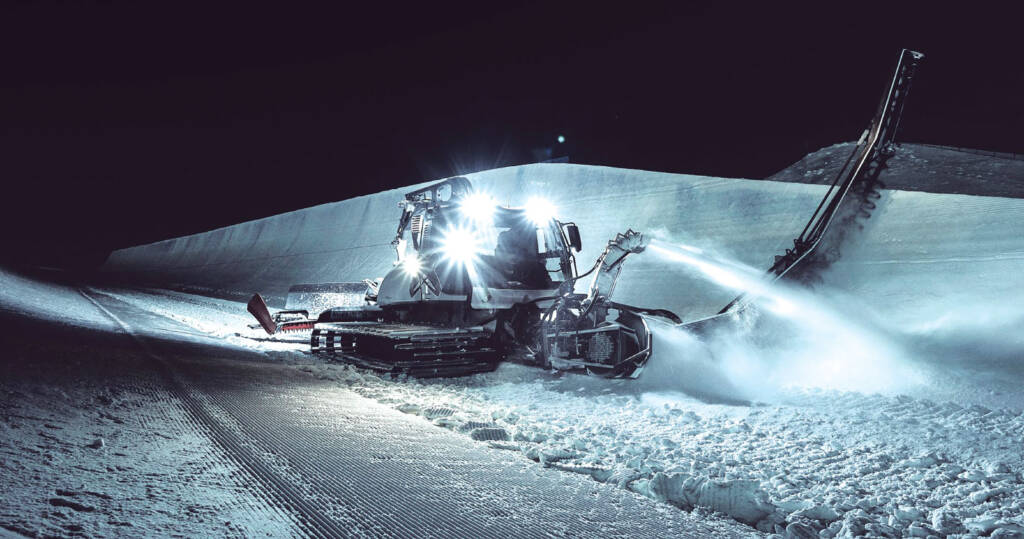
[639,238,924,402]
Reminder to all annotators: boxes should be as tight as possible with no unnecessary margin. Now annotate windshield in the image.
[475,210,566,290]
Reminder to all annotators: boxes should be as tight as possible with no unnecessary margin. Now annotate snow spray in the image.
[639,239,924,400]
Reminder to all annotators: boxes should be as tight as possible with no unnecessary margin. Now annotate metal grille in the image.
[588,332,614,364]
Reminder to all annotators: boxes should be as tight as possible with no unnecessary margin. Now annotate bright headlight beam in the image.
[460,192,497,225]
[401,253,422,277]
[440,226,482,266]
[525,197,557,226]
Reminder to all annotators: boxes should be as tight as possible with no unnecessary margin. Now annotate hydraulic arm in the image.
[719,48,924,314]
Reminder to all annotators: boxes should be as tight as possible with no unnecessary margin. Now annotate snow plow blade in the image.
[247,294,278,335]
[247,283,374,335]
[311,323,499,378]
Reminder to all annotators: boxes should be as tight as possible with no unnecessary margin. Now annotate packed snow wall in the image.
[101,163,1024,324]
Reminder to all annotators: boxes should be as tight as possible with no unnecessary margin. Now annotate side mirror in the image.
[565,223,582,252]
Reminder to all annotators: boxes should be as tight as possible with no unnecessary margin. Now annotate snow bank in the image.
[101,161,1024,337]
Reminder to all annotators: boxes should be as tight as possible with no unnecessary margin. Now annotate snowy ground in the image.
[56,281,1024,539]
[0,303,296,536]
[1,270,757,538]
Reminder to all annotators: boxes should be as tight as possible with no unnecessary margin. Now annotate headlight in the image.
[460,191,497,225]
[401,253,422,277]
[440,226,483,266]
[525,197,557,226]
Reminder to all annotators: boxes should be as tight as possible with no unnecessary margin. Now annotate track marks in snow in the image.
[79,289,359,538]
[95,287,307,355]
[82,286,1024,536]
[0,337,296,537]
[303,362,1024,537]
[74,288,755,537]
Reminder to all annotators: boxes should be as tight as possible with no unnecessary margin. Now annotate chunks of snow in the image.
[640,472,774,525]
[783,521,817,539]
[538,447,575,466]
[969,486,1009,504]
[789,503,840,522]
[891,506,925,524]
[468,427,509,442]
[898,451,945,468]
[959,468,987,481]
[930,508,965,535]
[67,286,1024,538]
[396,403,421,415]
[965,514,1001,535]
[421,406,456,420]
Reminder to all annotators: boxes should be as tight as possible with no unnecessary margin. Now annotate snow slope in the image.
[84,284,1024,538]
[101,163,820,323]
[100,160,1024,328]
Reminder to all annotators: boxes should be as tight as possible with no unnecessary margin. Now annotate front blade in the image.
[246,293,277,335]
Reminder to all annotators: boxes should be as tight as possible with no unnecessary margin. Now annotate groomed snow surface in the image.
[1,270,758,538]
[39,281,1023,539]
[0,343,297,538]
[0,275,298,537]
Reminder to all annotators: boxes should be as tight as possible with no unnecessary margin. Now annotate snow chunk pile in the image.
[303,362,1024,537]
[638,473,774,525]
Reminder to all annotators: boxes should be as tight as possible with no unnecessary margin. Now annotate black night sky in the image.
[2,3,1021,267]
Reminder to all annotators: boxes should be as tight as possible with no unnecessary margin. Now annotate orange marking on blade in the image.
[281,322,315,332]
